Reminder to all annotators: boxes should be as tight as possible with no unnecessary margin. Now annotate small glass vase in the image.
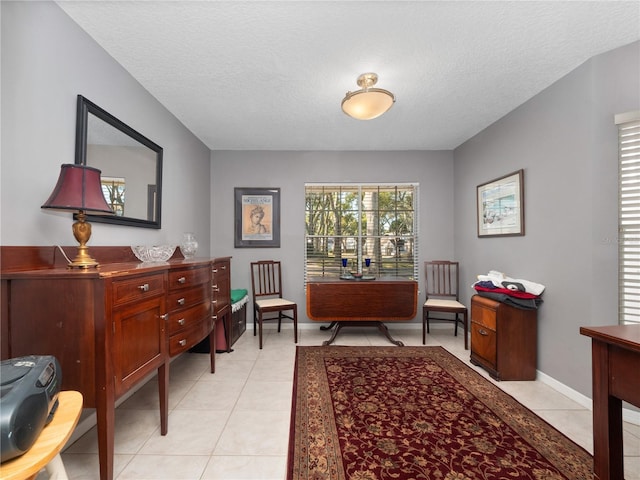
[180,233,198,259]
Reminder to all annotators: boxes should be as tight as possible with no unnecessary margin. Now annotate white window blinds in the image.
[617,111,640,326]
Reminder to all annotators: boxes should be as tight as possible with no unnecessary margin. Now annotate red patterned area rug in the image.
[286,346,592,480]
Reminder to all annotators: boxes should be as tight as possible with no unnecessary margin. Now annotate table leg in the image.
[377,322,404,346]
[208,327,216,373]
[320,322,337,331]
[321,321,404,346]
[322,322,344,345]
[591,340,624,480]
[96,393,114,480]
[158,362,169,436]
[225,310,233,353]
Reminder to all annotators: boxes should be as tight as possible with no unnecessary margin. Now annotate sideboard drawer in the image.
[169,319,213,356]
[168,302,211,335]
[168,267,210,290]
[211,259,230,312]
[167,283,209,310]
[167,264,214,359]
[112,273,165,306]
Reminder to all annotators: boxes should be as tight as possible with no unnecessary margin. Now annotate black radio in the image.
[0,355,62,462]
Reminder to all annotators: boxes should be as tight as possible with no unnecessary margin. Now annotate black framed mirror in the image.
[75,95,163,229]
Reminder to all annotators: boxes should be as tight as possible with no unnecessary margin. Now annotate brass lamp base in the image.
[69,212,99,269]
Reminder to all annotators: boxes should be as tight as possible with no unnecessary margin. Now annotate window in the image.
[617,111,640,326]
[101,176,126,216]
[305,183,419,282]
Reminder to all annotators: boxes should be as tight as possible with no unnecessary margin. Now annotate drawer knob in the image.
[177,276,186,284]
[478,329,489,336]
[212,315,217,320]
[212,299,218,304]
[212,268,218,273]
[178,318,186,325]
[177,298,186,306]
[221,265,226,270]
[138,283,150,292]
[178,339,187,346]
[160,314,169,320]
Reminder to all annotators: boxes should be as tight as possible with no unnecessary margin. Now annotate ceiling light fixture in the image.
[341,73,395,120]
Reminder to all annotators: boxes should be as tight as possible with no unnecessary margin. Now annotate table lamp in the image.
[41,164,114,268]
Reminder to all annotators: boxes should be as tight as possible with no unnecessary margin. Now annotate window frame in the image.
[617,110,640,326]
[304,182,419,284]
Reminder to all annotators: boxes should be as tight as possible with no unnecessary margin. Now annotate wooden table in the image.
[307,277,418,346]
[580,324,640,480]
[0,391,83,480]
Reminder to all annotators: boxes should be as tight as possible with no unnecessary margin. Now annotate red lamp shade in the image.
[41,164,114,268]
[41,164,114,214]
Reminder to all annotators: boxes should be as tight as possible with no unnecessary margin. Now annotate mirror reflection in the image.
[75,95,163,229]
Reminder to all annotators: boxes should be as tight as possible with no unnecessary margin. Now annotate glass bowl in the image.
[131,245,176,262]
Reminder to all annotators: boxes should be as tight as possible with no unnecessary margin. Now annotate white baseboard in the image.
[64,365,169,449]
[536,370,593,410]
[537,369,640,426]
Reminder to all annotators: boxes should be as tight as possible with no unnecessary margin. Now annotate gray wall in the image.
[453,41,640,397]
[210,151,454,310]
[1,1,212,252]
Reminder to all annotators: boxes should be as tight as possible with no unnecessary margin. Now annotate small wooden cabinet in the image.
[470,295,537,381]
[231,302,247,346]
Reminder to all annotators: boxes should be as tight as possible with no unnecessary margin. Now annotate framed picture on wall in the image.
[477,169,524,237]
[234,187,281,247]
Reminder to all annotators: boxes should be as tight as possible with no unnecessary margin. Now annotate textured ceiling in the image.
[56,1,640,151]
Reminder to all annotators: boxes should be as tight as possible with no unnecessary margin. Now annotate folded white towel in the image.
[511,278,545,296]
[476,271,545,296]
[477,271,505,286]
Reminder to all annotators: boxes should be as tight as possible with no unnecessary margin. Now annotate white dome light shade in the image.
[341,73,395,120]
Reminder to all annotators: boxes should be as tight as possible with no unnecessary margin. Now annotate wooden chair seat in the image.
[424,298,465,310]
[255,298,296,309]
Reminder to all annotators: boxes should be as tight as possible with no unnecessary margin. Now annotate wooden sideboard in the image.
[0,246,231,480]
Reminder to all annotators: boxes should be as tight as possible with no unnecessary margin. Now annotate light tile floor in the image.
[56,325,639,480]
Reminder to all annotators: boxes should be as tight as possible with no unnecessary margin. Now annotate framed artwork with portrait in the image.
[234,187,281,248]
